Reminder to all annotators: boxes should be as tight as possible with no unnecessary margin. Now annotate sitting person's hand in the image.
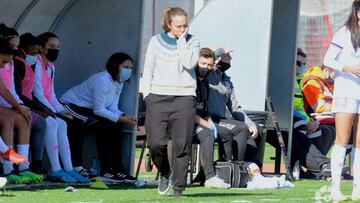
[118,114,137,127]
[249,125,258,139]
[18,105,32,124]
[61,111,73,120]
[306,118,319,134]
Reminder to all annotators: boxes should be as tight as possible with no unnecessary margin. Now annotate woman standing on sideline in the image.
[142,7,199,197]
[324,0,360,201]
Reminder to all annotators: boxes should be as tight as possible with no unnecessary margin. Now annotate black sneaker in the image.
[116,171,137,183]
[173,190,182,198]
[76,168,96,179]
[30,160,48,175]
[100,172,124,183]
[158,175,170,195]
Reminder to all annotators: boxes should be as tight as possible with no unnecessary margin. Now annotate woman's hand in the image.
[248,125,258,139]
[118,114,137,127]
[18,105,32,124]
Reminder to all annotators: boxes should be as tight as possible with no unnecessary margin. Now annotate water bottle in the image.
[292,160,300,180]
[90,157,99,176]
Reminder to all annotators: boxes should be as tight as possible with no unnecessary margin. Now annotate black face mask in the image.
[217,61,231,72]
[196,66,210,79]
[45,49,59,62]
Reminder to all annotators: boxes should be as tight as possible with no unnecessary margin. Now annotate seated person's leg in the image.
[193,124,230,189]
[245,124,264,168]
[320,124,336,155]
[291,128,330,172]
[29,113,47,174]
[216,119,249,161]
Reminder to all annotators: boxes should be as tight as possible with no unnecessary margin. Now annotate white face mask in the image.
[25,55,37,65]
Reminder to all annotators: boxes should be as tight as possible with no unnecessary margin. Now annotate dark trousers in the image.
[193,124,216,180]
[245,127,264,168]
[312,124,335,156]
[215,118,249,161]
[289,117,330,171]
[145,94,196,191]
[66,104,124,173]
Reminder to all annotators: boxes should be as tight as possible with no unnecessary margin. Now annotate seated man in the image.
[291,48,332,178]
[193,48,230,189]
[301,64,336,155]
[207,46,261,166]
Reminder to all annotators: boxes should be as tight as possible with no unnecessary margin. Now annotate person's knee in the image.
[56,118,68,131]
[149,142,167,154]
[45,116,58,129]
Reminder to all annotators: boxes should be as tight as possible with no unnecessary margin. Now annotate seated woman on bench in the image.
[61,52,137,183]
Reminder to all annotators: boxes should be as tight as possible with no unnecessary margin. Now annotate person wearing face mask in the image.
[0,37,30,166]
[192,48,230,189]
[61,52,138,183]
[14,33,58,175]
[33,32,89,184]
[0,24,46,184]
[206,46,255,165]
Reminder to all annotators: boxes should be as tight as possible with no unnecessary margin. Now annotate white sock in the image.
[353,148,360,195]
[0,138,9,153]
[44,117,61,172]
[2,145,13,175]
[331,144,346,194]
[56,118,73,172]
[17,144,30,171]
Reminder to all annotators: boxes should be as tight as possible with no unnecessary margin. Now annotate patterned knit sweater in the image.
[142,32,200,98]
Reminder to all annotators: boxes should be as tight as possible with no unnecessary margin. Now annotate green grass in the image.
[0,145,354,203]
[0,180,354,203]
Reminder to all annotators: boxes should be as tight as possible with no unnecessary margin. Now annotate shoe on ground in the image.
[0,148,27,164]
[173,190,182,198]
[67,170,90,183]
[158,174,170,195]
[5,172,31,184]
[19,170,44,183]
[30,160,48,175]
[48,169,77,183]
[100,171,125,183]
[116,171,137,183]
[204,175,231,189]
[75,168,96,179]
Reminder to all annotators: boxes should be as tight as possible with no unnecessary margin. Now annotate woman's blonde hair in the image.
[161,7,188,32]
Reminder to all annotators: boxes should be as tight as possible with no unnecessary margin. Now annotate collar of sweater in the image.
[160,32,177,45]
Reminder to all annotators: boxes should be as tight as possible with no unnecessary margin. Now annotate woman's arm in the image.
[177,33,200,71]
[141,37,156,99]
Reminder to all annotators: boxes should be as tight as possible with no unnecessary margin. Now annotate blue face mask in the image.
[25,55,37,66]
[299,63,306,75]
[119,67,132,81]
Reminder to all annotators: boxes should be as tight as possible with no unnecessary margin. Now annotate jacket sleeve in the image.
[324,27,346,71]
[92,79,122,122]
[33,60,56,112]
[302,80,329,113]
[177,35,200,71]
[228,87,256,128]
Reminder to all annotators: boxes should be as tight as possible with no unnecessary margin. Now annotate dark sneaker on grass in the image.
[100,172,124,183]
[158,175,170,195]
[76,168,97,179]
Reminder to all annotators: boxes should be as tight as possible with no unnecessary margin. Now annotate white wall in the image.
[190,0,273,111]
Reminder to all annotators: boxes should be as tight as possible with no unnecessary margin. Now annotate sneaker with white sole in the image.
[158,175,170,195]
[204,175,231,189]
